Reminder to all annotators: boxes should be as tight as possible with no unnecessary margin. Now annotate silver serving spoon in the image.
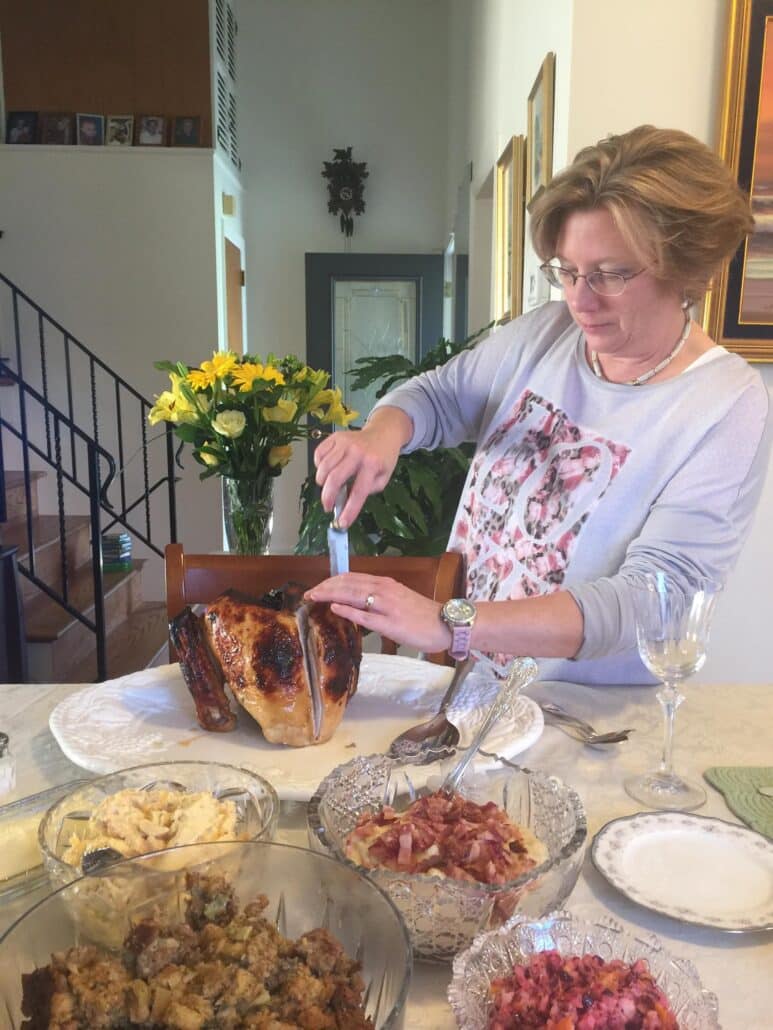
[439,657,539,796]
[387,656,476,759]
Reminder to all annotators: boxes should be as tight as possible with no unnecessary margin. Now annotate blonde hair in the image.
[530,125,754,303]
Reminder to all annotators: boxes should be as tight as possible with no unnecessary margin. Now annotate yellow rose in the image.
[268,444,293,468]
[262,398,297,422]
[212,410,246,438]
[200,448,220,467]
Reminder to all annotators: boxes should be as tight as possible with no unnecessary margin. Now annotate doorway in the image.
[305,253,444,424]
[224,237,245,352]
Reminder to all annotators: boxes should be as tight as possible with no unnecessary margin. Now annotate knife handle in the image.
[332,484,348,530]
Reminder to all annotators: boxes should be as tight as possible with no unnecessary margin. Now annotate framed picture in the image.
[6,111,37,144]
[704,0,773,361]
[76,113,104,146]
[172,115,201,147]
[105,115,134,147]
[495,135,526,321]
[526,52,556,210]
[136,115,167,146]
[39,113,74,145]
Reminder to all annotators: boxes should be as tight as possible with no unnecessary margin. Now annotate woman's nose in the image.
[567,278,602,311]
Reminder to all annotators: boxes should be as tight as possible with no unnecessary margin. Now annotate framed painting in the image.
[704,0,773,361]
[526,52,555,210]
[495,135,526,321]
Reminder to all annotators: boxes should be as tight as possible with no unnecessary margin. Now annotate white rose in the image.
[212,410,246,438]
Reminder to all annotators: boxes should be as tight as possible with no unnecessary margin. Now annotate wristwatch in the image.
[440,598,478,661]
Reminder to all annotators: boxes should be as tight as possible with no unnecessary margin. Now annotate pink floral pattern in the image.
[449,390,630,647]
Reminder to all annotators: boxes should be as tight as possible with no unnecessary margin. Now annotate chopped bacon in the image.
[345,791,542,884]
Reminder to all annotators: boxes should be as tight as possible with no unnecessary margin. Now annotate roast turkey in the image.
[170,586,362,747]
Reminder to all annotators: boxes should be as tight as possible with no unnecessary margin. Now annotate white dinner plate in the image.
[591,811,773,932]
[49,654,543,802]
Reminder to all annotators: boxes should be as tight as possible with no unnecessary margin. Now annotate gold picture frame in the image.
[703,0,773,361]
[495,135,526,321]
[526,52,555,210]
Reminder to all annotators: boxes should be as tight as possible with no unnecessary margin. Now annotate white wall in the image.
[0,147,225,597]
[236,0,450,553]
[448,0,574,330]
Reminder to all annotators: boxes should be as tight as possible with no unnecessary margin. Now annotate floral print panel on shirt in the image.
[450,389,631,609]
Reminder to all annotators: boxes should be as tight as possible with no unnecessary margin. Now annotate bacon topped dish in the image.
[344,790,547,884]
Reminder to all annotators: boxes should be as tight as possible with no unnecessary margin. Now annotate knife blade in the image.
[327,485,349,576]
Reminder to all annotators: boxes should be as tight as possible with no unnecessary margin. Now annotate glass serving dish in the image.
[307,752,587,961]
[447,909,720,1029]
[0,780,92,902]
[0,840,412,1030]
[38,760,279,891]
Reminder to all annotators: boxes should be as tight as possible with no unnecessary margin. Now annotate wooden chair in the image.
[165,543,465,666]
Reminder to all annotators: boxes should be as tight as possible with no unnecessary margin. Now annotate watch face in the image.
[444,598,476,624]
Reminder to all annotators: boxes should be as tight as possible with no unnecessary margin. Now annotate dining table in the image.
[0,673,771,1029]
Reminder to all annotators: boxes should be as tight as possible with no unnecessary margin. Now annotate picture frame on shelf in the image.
[136,115,167,146]
[494,135,526,321]
[526,52,555,210]
[76,113,104,146]
[703,0,773,361]
[172,115,201,147]
[105,115,134,147]
[39,113,74,145]
[6,111,37,144]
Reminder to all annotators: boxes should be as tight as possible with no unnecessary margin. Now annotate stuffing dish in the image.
[344,790,547,883]
[20,870,374,1029]
[487,950,679,1029]
[60,787,244,870]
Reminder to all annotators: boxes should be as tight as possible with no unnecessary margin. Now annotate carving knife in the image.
[327,484,350,576]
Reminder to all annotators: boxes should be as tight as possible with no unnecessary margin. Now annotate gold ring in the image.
[365,593,376,611]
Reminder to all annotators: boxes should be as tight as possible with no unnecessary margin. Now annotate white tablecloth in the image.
[1,677,772,1027]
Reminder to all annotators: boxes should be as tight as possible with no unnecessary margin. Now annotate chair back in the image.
[165,543,464,665]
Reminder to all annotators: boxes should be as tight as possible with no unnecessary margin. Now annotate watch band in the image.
[448,624,473,661]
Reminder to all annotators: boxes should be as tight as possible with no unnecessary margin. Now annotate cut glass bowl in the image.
[0,840,412,1030]
[307,752,587,961]
[448,909,720,1028]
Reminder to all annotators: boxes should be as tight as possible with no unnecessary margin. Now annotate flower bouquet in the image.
[149,351,356,554]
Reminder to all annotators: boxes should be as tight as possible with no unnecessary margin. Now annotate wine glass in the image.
[624,570,719,811]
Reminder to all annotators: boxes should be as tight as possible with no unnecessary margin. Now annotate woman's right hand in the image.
[314,406,413,527]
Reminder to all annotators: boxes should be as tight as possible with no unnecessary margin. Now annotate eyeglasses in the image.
[539,262,646,297]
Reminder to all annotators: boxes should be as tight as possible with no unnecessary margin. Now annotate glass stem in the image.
[656,680,684,778]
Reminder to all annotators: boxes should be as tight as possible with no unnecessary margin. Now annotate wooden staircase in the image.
[2,471,169,683]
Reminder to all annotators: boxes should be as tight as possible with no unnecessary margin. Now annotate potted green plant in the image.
[296,325,491,556]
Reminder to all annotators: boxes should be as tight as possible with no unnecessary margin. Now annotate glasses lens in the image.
[587,272,626,296]
[541,263,567,289]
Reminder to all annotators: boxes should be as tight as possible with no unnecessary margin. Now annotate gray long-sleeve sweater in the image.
[373,302,771,684]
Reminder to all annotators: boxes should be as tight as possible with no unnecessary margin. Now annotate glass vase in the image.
[221,473,274,555]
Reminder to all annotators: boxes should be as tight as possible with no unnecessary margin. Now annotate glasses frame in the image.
[539,263,646,297]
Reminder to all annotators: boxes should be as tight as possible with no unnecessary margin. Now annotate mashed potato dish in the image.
[62,788,243,869]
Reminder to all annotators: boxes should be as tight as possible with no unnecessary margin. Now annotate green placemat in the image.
[704,766,773,839]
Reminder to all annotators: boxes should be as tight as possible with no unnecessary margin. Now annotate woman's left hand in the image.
[305,574,452,655]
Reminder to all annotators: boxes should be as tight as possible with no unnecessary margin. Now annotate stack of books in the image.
[101,532,132,573]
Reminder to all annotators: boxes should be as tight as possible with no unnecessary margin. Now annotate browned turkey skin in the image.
[171,586,362,747]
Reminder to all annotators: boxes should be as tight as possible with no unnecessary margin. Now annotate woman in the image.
[306,126,771,683]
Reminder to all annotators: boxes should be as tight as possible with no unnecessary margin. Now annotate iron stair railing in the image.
[0,271,178,681]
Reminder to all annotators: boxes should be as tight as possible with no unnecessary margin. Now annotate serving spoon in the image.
[439,657,539,796]
[387,656,476,759]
